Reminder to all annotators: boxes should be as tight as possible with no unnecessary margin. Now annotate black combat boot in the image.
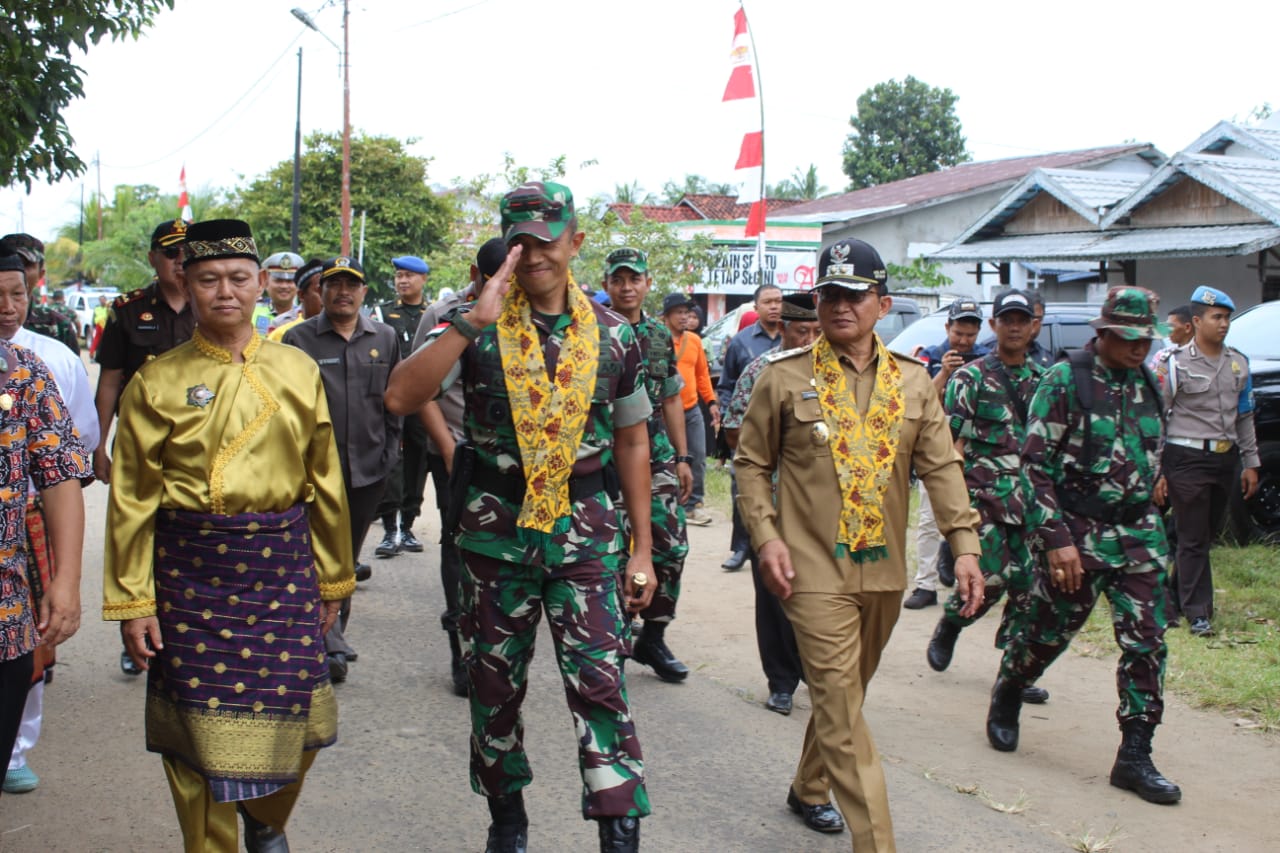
[631,620,689,683]
[485,792,528,853]
[986,677,1024,752]
[400,516,424,552]
[597,816,640,853]
[374,518,400,558]
[1110,719,1182,804]
[448,630,468,698]
[237,802,290,853]
[926,618,961,672]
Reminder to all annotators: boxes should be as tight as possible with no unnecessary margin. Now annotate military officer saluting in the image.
[1152,285,1258,637]
[989,287,1181,805]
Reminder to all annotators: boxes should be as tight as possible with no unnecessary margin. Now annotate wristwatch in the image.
[675,455,694,465]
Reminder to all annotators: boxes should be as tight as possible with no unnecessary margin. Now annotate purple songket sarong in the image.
[146,504,338,802]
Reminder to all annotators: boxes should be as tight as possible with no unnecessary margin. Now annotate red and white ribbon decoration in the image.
[722,6,766,236]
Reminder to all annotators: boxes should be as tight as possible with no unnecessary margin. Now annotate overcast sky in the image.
[2,0,1274,243]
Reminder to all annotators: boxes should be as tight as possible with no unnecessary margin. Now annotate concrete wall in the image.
[1094,254,1263,310]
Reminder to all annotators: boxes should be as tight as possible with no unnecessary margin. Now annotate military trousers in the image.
[459,550,650,819]
[999,560,1169,725]
[1164,443,1237,620]
[943,519,1033,648]
[619,460,688,623]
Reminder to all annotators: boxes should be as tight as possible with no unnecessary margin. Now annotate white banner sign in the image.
[700,247,817,294]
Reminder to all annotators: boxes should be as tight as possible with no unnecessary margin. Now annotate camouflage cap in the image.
[500,181,575,244]
[605,247,648,276]
[1089,286,1170,341]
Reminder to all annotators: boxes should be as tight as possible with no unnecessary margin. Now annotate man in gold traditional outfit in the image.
[735,238,984,853]
[103,219,354,852]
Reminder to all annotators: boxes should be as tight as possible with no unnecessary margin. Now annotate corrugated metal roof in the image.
[1186,121,1280,159]
[1102,153,1280,228]
[929,224,1280,263]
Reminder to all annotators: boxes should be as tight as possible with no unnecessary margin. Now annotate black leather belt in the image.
[470,463,606,504]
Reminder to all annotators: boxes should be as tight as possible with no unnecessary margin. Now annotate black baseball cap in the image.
[662,292,696,315]
[320,256,365,283]
[992,289,1034,318]
[947,299,983,322]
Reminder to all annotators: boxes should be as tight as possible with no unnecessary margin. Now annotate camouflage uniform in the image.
[25,304,79,355]
[443,300,653,819]
[617,313,687,623]
[999,341,1171,725]
[942,354,1043,643]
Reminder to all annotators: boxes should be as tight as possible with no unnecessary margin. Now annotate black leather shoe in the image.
[1110,720,1182,804]
[327,652,348,684]
[903,587,937,609]
[765,692,792,715]
[400,530,425,552]
[1189,617,1212,637]
[597,816,640,853]
[486,793,529,853]
[926,618,961,671]
[374,532,400,558]
[937,540,956,587]
[448,631,468,698]
[354,562,372,582]
[722,549,748,571]
[120,650,142,676]
[631,623,689,682]
[238,802,290,853]
[1021,685,1050,704]
[786,787,845,833]
[986,678,1023,752]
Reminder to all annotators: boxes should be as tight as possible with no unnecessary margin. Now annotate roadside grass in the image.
[1071,544,1280,730]
[705,463,733,515]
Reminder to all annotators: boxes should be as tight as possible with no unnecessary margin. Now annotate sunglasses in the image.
[156,246,182,259]
[817,287,880,305]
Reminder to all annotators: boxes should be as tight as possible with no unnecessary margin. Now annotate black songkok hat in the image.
[183,219,259,268]
[780,291,817,321]
[294,259,325,293]
[0,254,26,277]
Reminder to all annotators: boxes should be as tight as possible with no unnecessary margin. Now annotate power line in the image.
[402,0,498,30]
[103,31,305,171]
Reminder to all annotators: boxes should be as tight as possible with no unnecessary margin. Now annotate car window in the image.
[1050,321,1096,353]
[1228,303,1280,359]
[887,315,948,354]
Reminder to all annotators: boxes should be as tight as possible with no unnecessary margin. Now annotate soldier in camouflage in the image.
[385,182,653,853]
[0,235,79,354]
[602,247,695,684]
[927,290,1049,705]
[987,287,1182,805]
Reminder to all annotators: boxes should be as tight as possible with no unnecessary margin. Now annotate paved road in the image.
[6,411,1279,853]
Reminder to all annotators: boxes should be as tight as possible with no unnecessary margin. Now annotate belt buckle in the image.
[1213,439,1232,453]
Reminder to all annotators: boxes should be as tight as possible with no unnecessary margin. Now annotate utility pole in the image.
[340,0,352,255]
[292,47,303,254]
[95,151,103,240]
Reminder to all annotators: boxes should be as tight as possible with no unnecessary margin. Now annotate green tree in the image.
[770,164,828,200]
[661,174,734,205]
[234,132,452,302]
[886,257,953,291]
[2,1,175,189]
[574,209,722,312]
[612,181,656,205]
[841,76,969,190]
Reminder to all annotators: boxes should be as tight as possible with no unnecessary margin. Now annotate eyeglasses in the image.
[157,246,182,259]
[816,287,879,305]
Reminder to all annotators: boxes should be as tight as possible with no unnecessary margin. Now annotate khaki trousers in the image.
[783,589,902,853]
[163,751,315,853]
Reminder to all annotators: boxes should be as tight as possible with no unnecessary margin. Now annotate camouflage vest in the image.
[1060,348,1163,470]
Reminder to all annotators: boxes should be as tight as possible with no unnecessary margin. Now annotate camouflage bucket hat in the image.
[605,247,648,276]
[500,181,575,243]
[1089,286,1171,341]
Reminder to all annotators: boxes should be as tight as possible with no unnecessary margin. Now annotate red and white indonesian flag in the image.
[722,6,765,235]
[179,165,193,223]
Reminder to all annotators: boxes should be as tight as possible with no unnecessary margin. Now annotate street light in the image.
[292,4,352,255]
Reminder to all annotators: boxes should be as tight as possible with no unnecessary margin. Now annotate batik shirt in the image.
[1022,343,1167,571]
[0,346,92,661]
[946,355,1044,525]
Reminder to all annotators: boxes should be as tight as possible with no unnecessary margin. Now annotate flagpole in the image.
[740,1,767,280]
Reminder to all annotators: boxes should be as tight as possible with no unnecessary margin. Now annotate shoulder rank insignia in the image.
[889,348,926,366]
[186,384,216,408]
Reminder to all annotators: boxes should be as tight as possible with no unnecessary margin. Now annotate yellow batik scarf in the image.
[811,334,905,562]
[496,273,599,539]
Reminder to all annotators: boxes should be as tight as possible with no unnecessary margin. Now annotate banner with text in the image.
[700,247,817,294]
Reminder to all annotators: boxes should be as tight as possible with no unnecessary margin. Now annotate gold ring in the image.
[631,573,648,588]
[1053,570,1066,579]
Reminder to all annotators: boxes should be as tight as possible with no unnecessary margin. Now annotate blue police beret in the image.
[392,256,430,275]
[1190,285,1234,311]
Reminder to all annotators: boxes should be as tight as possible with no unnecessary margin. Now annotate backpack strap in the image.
[983,352,1028,426]
[1060,348,1096,469]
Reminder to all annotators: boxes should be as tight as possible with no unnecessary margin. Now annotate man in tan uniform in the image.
[735,238,984,853]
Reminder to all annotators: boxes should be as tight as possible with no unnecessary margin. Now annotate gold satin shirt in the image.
[735,344,980,595]
[103,331,354,620]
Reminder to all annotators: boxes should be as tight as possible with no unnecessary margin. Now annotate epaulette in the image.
[113,290,147,309]
[1225,344,1250,363]
[764,342,815,363]
[890,348,926,366]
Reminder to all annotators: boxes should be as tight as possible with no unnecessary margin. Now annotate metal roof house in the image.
[930,118,1280,309]
[780,145,1163,298]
